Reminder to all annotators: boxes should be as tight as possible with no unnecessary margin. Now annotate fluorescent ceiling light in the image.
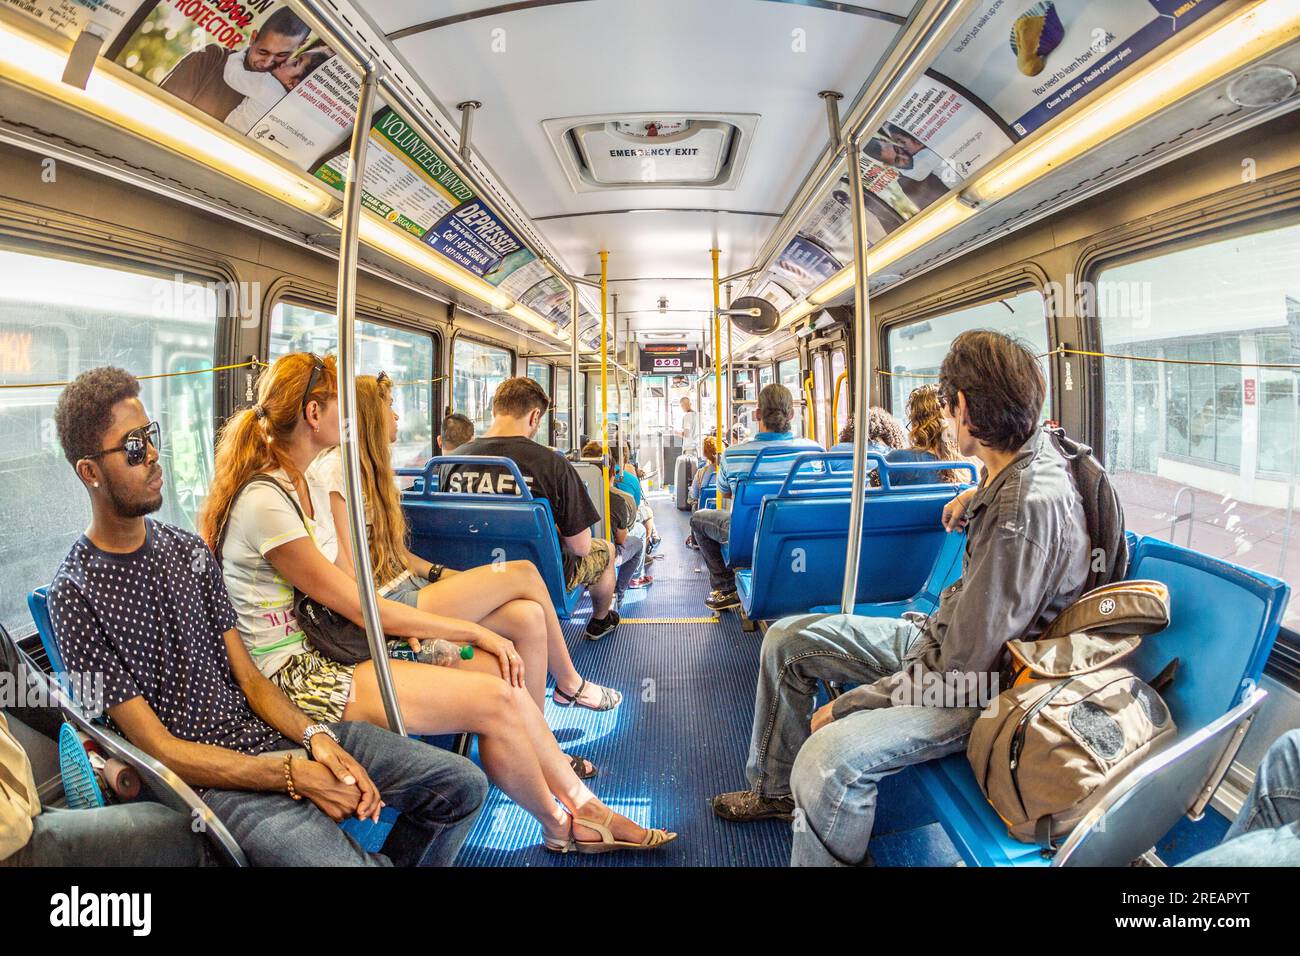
[0,18,334,214]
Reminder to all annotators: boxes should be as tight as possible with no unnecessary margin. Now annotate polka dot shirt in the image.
[48,519,288,756]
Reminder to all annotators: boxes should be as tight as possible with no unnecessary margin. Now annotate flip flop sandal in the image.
[553,678,623,712]
[568,753,598,780]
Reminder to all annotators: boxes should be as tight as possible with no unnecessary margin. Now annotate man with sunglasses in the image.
[711,330,1090,866]
[44,367,488,866]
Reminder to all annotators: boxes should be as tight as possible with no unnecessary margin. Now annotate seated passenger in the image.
[688,436,719,511]
[690,383,821,612]
[315,377,621,712]
[45,367,487,866]
[437,412,474,455]
[829,408,904,478]
[440,377,621,641]
[711,330,1090,867]
[579,442,645,599]
[202,355,671,853]
[1181,729,1300,866]
[885,384,963,486]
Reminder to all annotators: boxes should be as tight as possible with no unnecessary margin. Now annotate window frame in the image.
[0,238,237,642]
[449,330,517,437]
[526,358,553,445]
[264,292,441,461]
[879,277,1053,420]
[1081,209,1300,690]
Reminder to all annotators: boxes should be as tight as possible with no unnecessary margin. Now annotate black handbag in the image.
[217,473,374,665]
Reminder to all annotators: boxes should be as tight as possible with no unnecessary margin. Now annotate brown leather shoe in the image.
[711,789,796,822]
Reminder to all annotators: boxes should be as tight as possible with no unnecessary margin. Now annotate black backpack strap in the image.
[215,473,307,562]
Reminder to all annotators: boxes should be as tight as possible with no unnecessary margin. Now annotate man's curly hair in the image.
[55,367,140,466]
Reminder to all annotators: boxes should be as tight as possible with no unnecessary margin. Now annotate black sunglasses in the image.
[86,421,161,468]
[301,354,325,419]
[376,370,391,387]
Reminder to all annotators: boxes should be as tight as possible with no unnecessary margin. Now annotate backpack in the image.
[968,580,1176,847]
[1044,423,1127,589]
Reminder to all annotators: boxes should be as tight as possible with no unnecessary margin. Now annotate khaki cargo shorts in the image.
[566,537,613,589]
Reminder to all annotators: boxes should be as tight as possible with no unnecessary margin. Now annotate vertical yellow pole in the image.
[600,250,612,541]
[712,248,723,509]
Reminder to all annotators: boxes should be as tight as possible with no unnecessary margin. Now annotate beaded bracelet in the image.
[283,753,302,801]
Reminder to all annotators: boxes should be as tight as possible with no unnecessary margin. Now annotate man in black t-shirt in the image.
[44,367,487,866]
[441,378,620,639]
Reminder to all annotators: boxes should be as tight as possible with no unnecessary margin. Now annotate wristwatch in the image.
[302,723,339,757]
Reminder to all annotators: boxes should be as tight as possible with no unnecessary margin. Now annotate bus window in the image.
[268,302,436,470]
[777,356,803,438]
[831,349,848,441]
[885,290,1050,418]
[526,359,551,445]
[452,336,512,436]
[1097,221,1300,632]
[758,364,774,390]
[0,249,220,637]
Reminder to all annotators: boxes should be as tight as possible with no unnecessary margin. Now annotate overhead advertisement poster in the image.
[312,108,535,282]
[3,0,136,42]
[934,0,1229,139]
[755,0,1229,312]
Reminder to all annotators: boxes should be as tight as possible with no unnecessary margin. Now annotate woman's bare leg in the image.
[453,653,658,845]
[416,560,617,709]
[344,659,569,843]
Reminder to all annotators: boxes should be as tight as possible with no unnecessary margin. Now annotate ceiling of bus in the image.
[368,0,916,345]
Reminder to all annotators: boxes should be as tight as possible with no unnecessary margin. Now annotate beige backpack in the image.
[967,580,1176,847]
[1,711,41,861]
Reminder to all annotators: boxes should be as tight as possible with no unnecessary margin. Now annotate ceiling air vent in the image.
[543,112,758,192]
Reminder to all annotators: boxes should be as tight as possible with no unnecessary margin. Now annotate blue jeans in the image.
[203,722,487,866]
[627,521,648,579]
[616,531,645,594]
[1180,729,1300,866]
[1,803,212,867]
[745,613,980,867]
[691,508,733,592]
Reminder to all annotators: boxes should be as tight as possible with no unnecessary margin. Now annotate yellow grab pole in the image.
[712,248,723,509]
[600,250,612,541]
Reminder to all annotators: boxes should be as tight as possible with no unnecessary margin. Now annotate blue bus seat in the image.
[912,535,1290,867]
[27,587,63,674]
[722,448,854,568]
[400,456,583,618]
[735,455,977,622]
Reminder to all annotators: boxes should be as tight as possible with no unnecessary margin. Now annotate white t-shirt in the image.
[220,469,338,677]
[680,410,700,452]
[222,50,288,134]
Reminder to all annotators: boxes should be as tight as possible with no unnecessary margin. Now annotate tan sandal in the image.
[568,807,676,855]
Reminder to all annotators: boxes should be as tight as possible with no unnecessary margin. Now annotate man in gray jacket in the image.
[712,329,1090,866]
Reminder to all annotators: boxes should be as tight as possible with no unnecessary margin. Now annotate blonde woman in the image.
[886,383,962,485]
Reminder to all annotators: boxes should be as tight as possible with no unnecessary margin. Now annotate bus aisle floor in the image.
[450,491,1232,867]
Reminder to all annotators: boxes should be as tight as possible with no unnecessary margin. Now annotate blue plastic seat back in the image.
[27,587,64,674]
[740,455,975,622]
[400,456,582,617]
[723,449,856,567]
[1125,536,1289,736]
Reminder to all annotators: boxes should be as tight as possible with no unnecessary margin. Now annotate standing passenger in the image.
[711,331,1090,867]
[46,367,487,866]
